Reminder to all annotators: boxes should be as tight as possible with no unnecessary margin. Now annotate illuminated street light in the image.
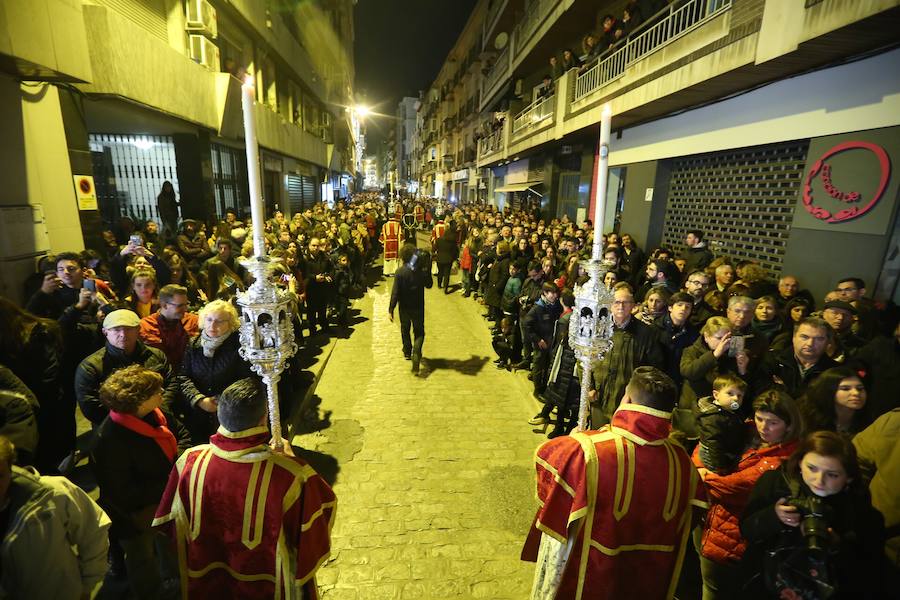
[354,105,371,117]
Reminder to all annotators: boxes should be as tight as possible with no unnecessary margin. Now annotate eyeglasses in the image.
[836,286,858,293]
[686,279,708,286]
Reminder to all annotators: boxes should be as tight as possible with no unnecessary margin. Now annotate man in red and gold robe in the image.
[414,203,424,229]
[380,216,402,276]
[523,366,706,600]
[153,379,335,599]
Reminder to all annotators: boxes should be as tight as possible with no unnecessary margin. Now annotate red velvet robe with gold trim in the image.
[523,404,707,600]
[379,219,401,260]
[153,426,336,600]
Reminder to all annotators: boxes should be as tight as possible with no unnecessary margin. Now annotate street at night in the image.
[1,1,899,599]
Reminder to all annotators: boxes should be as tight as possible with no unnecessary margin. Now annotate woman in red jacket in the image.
[692,389,804,599]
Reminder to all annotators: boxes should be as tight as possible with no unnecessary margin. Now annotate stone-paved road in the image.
[292,245,544,599]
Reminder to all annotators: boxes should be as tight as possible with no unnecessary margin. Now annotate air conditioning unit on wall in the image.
[189,34,220,70]
[186,0,218,38]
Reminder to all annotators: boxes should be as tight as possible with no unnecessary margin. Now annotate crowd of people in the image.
[1,186,898,598]
[388,197,898,599]
[0,188,386,598]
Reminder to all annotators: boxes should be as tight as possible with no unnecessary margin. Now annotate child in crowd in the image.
[333,253,353,329]
[492,317,517,370]
[697,373,748,474]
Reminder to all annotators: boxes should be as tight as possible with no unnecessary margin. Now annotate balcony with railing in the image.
[482,0,509,45]
[512,94,554,137]
[478,126,505,159]
[573,0,732,103]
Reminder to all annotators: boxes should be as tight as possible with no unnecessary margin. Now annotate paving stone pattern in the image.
[294,258,545,599]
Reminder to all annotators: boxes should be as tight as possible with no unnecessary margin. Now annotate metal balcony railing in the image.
[573,0,732,102]
[478,128,504,156]
[513,0,560,56]
[512,94,554,134]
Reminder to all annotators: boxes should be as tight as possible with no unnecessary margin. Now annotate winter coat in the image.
[484,253,511,308]
[501,275,523,314]
[74,341,177,425]
[853,335,900,418]
[677,336,749,438]
[459,245,474,271]
[696,397,747,473]
[91,408,190,539]
[178,332,252,409]
[139,312,200,371]
[544,311,580,409]
[0,366,38,462]
[740,467,885,599]
[652,313,698,385]
[435,236,459,265]
[752,345,838,400]
[691,429,796,564]
[522,298,562,347]
[681,244,714,273]
[0,466,110,599]
[590,318,666,426]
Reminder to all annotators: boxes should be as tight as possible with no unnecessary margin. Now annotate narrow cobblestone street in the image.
[292,248,542,599]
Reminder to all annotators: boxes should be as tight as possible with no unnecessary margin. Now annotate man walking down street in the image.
[389,243,433,374]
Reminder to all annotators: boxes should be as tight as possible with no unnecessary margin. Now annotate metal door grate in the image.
[89,134,179,223]
[661,141,809,274]
[211,143,248,219]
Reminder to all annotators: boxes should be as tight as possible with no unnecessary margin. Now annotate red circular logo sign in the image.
[79,178,92,194]
[802,141,891,223]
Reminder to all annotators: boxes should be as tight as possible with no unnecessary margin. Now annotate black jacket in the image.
[543,312,580,409]
[435,236,459,265]
[740,468,885,599]
[522,298,562,347]
[681,244,714,273]
[91,408,190,538]
[853,335,900,418]
[178,332,252,408]
[752,346,838,400]
[389,255,432,314]
[74,341,177,425]
[484,253,511,309]
[653,314,698,386]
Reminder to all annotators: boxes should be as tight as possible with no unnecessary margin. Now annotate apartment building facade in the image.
[0,0,356,301]
[418,0,900,301]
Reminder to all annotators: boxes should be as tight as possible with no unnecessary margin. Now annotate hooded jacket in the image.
[0,466,110,599]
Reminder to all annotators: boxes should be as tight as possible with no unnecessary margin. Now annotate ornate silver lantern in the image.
[237,258,297,447]
[238,75,298,448]
[568,104,614,431]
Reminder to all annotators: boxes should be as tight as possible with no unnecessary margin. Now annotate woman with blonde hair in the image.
[177,299,252,442]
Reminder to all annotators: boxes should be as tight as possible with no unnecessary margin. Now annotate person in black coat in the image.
[0,297,66,473]
[304,237,334,336]
[852,318,900,419]
[435,229,459,293]
[484,241,512,322]
[753,317,838,400]
[75,309,178,427]
[389,243,433,374]
[92,365,190,600]
[740,431,885,599]
[653,291,699,387]
[522,282,562,397]
[539,290,580,437]
[178,300,253,443]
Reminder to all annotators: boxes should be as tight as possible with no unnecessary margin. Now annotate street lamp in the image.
[568,104,615,431]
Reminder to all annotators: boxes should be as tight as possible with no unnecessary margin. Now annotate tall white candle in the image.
[592,104,612,261]
[241,75,266,258]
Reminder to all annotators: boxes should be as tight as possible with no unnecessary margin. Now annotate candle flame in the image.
[243,73,254,87]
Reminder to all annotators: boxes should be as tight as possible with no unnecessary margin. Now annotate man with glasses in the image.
[682,269,717,327]
[139,284,199,370]
[589,283,665,427]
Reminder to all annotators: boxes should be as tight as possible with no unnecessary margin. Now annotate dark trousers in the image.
[436,262,452,289]
[531,345,551,394]
[308,300,328,333]
[399,308,425,359]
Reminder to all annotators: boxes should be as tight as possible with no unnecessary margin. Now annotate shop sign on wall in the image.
[794,128,899,235]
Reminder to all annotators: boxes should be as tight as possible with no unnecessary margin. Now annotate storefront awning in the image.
[494,181,543,195]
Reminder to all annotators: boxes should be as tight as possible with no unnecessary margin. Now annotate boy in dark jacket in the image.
[523,282,562,396]
[332,253,353,328]
[697,373,747,474]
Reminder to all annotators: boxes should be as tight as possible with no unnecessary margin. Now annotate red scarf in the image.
[109,408,178,463]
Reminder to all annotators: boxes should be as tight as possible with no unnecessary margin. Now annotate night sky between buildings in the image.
[353,0,478,147]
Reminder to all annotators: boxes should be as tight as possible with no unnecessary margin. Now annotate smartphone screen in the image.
[83,279,96,292]
[129,235,143,246]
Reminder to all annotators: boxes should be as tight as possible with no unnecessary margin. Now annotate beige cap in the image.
[102,309,141,329]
